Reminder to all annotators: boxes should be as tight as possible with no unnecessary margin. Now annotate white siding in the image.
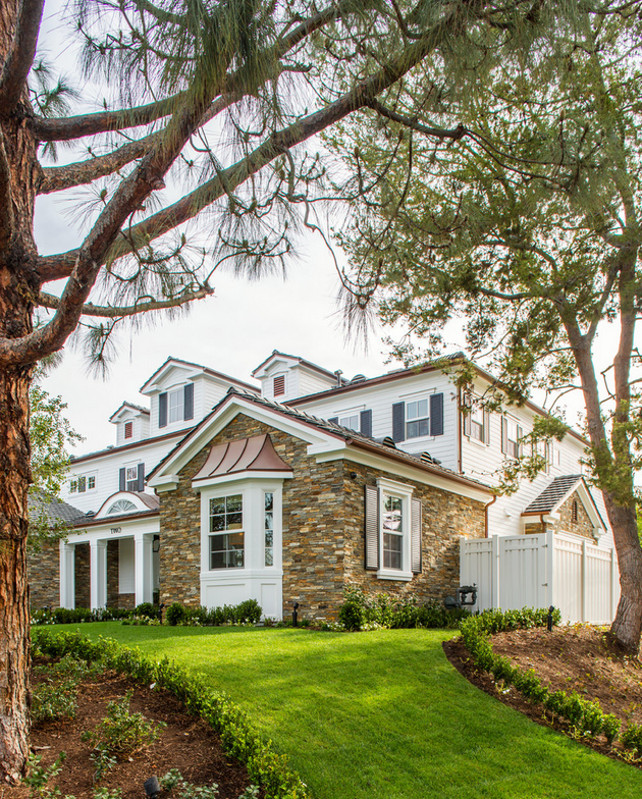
[64,434,183,514]
[295,371,460,471]
[114,412,150,446]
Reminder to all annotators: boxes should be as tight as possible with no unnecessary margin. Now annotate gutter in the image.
[484,494,497,538]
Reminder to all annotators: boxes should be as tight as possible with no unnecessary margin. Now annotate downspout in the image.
[457,386,463,473]
[484,494,497,538]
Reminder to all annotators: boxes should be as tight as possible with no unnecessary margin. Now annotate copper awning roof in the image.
[192,434,292,481]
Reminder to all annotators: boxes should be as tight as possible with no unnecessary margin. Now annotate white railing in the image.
[460,531,619,624]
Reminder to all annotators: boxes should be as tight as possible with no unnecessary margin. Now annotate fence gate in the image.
[460,532,619,624]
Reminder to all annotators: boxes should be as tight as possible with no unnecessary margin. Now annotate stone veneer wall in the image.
[555,490,598,540]
[341,462,486,609]
[524,522,545,535]
[28,540,60,609]
[159,413,487,621]
[74,543,90,608]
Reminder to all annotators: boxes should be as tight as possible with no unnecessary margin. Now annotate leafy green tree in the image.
[329,3,642,650]
[0,0,561,781]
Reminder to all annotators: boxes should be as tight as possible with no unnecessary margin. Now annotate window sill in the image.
[376,569,412,582]
[465,435,488,448]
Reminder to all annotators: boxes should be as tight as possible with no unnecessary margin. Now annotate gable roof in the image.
[109,401,150,422]
[252,350,341,382]
[148,387,492,498]
[522,474,606,531]
[140,356,258,394]
[523,475,584,514]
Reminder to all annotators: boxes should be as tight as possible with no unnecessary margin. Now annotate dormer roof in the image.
[252,350,339,382]
[140,356,257,395]
[109,401,150,423]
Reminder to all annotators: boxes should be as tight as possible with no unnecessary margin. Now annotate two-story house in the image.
[29,350,611,621]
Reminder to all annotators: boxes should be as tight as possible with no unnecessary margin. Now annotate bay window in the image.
[209,494,244,569]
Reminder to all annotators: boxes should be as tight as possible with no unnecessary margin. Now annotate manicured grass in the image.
[57,623,642,798]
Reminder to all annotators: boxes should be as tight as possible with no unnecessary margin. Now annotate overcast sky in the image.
[35,0,612,456]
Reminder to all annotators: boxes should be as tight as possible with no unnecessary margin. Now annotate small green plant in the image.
[92,788,123,799]
[603,714,621,746]
[159,769,219,799]
[31,678,78,723]
[83,691,165,759]
[166,602,190,626]
[22,752,75,799]
[621,722,642,758]
[133,602,158,620]
[89,748,118,783]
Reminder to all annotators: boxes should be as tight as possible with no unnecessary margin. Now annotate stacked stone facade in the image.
[159,413,487,621]
[556,491,597,539]
[28,540,60,609]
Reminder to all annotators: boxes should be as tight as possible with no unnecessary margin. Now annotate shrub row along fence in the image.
[31,599,262,627]
[460,609,642,759]
[32,629,309,799]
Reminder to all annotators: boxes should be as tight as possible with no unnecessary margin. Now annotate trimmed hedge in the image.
[32,607,132,625]
[338,587,469,631]
[459,609,641,759]
[32,629,309,799]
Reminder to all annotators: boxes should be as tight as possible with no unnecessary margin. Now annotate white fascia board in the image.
[574,482,607,531]
[152,476,180,492]
[192,470,293,490]
[253,355,298,379]
[148,397,339,487]
[67,516,160,542]
[141,363,204,395]
[313,447,491,503]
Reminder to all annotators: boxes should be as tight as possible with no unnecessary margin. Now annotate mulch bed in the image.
[444,624,642,765]
[4,666,255,799]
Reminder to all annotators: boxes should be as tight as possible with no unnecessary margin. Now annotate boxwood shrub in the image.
[338,587,469,631]
[32,628,309,799]
[459,608,636,758]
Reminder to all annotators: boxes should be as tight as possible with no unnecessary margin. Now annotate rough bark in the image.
[0,0,40,780]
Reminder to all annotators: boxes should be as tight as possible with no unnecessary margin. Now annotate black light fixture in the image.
[152,536,160,553]
[292,602,299,627]
[144,776,160,799]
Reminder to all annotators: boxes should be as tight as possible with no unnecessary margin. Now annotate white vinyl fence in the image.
[460,532,619,624]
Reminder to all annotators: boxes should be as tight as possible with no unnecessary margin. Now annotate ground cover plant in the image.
[51,623,642,799]
[4,653,257,799]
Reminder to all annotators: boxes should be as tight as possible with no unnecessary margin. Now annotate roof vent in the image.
[420,451,434,464]
[382,436,396,448]
[350,374,366,383]
[334,369,343,387]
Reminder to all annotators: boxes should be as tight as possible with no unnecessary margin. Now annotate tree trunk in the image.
[0,0,39,778]
[0,367,32,783]
[607,499,642,653]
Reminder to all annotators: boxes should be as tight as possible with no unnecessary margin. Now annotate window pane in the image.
[226,495,242,512]
[383,532,403,570]
[210,531,244,570]
[210,514,225,532]
[168,388,184,423]
[227,513,242,529]
[383,495,402,532]
[210,498,225,515]
[264,492,273,512]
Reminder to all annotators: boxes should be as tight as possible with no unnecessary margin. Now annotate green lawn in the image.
[58,623,641,798]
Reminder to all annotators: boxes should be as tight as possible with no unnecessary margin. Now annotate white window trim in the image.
[199,478,284,576]
[376,477,413,581]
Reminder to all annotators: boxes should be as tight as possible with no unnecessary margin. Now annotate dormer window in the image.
[159,383,194,427]
[273,375,285,397]
[124,421,133,439]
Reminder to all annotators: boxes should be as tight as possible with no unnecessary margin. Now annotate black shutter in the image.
[430,393,444,436]
[328,416,338,424]
[364,485,379,570]
[392,402,405,442]
[137,462,145,492]
[184,383,194,421]
[119,468,126,492]
[360,409,373,437]
[411,497,422,574]
[159,392,168,428]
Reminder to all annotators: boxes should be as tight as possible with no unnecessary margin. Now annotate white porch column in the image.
[134,533,154,605]
[59,541,76,609]
[90,540,108,610]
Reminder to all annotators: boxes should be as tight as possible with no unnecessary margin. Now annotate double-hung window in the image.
[168,388,184,424]
[392,394,444,442]
[264,492,274,566]
[463,393,490,444]
[406,399,429,439]
[365,478,422,580]
[209,494,245,569]
[501,417,523,459]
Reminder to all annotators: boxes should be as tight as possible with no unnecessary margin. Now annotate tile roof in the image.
[28,490,86,525]
[148,387,491,494]
[523,475,584,514]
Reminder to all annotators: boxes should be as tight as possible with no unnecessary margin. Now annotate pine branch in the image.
[37,285,212,318]
[29,1,345,143]
[38,19,466,282]
[366,98,468,140]
[0,0,45,112]
[38,92,239,194]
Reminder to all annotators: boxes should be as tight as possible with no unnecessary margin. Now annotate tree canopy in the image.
[326,2,642,649]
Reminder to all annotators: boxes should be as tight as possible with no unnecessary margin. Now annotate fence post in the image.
[581,538,588,623]
[611,546,619,621]
[491,535,500,609]
[545,529,555,610]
